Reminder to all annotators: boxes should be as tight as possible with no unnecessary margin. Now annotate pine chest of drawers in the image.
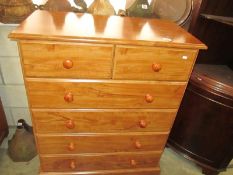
[9,10,206,175]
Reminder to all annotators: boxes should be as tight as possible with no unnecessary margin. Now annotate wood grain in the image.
[37,133,168,154]
[26,79,186,109]
[39,167,160,174]
[31,109,177,133]
[168,63,233,173]
[113,45,198,81]
[40,151,161,172]
[9,11,207,49]
[20,41,113,79]
[10,10,206,174]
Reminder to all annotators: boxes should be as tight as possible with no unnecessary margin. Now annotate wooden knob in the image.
[70,160,76,170]
[139,120,147,128]
[68,142,75,151]
[131,159,137,166]
[63,59,73,69]
[64,92,73,102]
[65,120,75,129]
[152,63,162,72]
[135,141,142,149]
[145,94,153,103]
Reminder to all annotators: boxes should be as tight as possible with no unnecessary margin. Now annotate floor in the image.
[0,127,232,175]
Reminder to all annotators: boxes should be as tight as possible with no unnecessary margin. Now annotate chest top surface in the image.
[9,10,206,49]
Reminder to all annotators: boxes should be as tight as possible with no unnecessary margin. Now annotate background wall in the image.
[0,25,31,126]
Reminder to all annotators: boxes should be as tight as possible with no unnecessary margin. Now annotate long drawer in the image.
[20,42,113,79]
[32,109,177,134]
[40,151,161,172]
[40,167,160,175]
[37,133,167,154]
[39,167,160,175]
[113,45,197,81]
[26,79,186,109]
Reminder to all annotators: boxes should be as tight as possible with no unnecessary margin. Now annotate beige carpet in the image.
[0,148,39,175]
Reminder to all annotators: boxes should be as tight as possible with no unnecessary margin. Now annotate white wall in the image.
[0,25,31,126]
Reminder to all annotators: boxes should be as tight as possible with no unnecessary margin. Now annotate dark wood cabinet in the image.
[168,64,233,175]
[168,0,233,174]
[190,0,233,67]
[0,98,8,145]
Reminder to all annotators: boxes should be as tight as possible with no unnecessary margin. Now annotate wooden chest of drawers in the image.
[9,10,206,175]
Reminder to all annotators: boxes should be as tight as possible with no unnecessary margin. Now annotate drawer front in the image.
[39,168,160,175]
[113,46,197,81]
[37,133,167,154]
[26,79,186,109]
[20,42,113,79]
[32,109,177,134]
[40,152,160,172]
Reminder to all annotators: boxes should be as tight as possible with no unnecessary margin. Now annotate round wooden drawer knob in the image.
[70,160,76,170]
[139,120,147,128]
[145,94,154,103]
[131,159,137,166]
[68,142,75,151]
[135,141,142,149]
[152,63,162,72]
[65,120,75,129]
[64,92,73,102]
[63,59,73,69]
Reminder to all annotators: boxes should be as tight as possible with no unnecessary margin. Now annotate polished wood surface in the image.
[40,151,161,172]
[32,109,177,133]
[167,0,232,173]
[9,10,207,49]
[39,167,160,175]
[10,10,206,174]
[26,79,186,109]
[192,0,232,66]
[20,41,113,79]
[189,0,204,33]
[168,64,233,175]
[0,98,8,145]
[114,46,198,81]
[201,14,233,26]
[191,64,233,98]
[37,133,167,154]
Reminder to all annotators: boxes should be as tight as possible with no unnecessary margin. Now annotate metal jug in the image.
[8,119,37,162]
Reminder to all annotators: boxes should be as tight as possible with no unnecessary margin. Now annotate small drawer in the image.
[37,133,167,154]
[20,42,113,79]
[26,79,186,109]
[32,109,177,134]
[40,152,161,172]
[113,46,198,81]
